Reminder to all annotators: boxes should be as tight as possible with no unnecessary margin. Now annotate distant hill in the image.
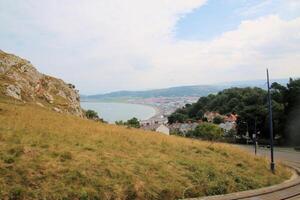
[81,78,289,101]
[81,85,224,101]
[217,79,290,88]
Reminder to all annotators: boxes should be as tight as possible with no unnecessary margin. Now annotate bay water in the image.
[80,102,156,123]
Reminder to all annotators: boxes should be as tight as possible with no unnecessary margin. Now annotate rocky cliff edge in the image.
[0,50,84,117]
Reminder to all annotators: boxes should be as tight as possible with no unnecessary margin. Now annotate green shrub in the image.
[85,110,99,119]
[206,180,228,195]
[115,117,140,128]
[168,113,188,124]
[213,116,224,124]
[126,117,140,128]
[3,156,15,164]
[192,123,223,141]
[9,186,25,200]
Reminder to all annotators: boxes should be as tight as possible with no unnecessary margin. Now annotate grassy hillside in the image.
[0,97,291,200]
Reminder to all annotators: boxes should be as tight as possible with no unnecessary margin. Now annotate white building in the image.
[141,123,170,135]
[156,124,170,135]
[219,122,235,133]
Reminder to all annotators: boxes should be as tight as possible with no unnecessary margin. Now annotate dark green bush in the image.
[85,110,99,119]
[213,116,224,124]
[192,123,223,141]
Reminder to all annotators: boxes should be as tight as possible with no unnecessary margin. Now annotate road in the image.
[236,145,300,200]
[238,145,300,169]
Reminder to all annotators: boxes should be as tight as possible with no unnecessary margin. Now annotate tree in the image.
[191,123,223,141]
[126,117,140,128]
[286,78,300,113]
[168,113,188,124]
[115,117,140,128]
[115,120,125,125]
[196,110,204,120]
[169,87,269,137]
[168,80,300,143]
[85,110,99,119]
[269,78,300,144]
[275,78,300,145]
[213,116,224,124]
[85,110,107,123]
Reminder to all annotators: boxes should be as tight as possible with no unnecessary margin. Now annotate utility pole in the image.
[267,69,275,173]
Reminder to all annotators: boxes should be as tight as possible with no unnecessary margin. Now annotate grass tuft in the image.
[59,152,72,162]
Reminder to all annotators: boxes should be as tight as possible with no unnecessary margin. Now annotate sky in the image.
[1,0,300,94]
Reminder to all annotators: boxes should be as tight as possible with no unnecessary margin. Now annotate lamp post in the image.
[267,69,275,173]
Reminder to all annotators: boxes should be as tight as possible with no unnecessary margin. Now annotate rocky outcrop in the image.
[5,84,22,100]
[0,50,84,117]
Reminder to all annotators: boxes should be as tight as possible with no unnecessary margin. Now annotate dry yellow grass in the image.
[0,98,291,200]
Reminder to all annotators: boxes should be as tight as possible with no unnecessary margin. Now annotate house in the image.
[203,111,222,122]
[219,114,237,134]
[219,122,236,133]
[224,113,238,123]
[156,124,170,135]
[169,122,199,135]
[179,123,198,134]
[141,123,170,135]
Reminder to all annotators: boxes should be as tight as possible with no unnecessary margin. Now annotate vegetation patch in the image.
[0,101,291,199]
[169,78,300,146]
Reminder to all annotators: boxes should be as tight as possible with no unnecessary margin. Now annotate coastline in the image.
[144,105,164,122]
[80,101,162,122]
[122,101,163,121]
[127,102,162,120]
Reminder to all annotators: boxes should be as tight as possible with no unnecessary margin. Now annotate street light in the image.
[267,69,275,173]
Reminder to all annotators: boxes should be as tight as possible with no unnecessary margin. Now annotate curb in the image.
[184,164,300,200]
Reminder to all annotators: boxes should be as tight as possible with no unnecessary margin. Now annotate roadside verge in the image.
[184,163,300,200]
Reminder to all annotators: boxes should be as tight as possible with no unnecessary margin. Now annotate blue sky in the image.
[177,0,247,40]
[1,0,300,94]
[176,0,300,40]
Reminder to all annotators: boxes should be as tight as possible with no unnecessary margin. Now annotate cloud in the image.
[0,0,300,94]
[236,0,300,19]
[136,15,300,89]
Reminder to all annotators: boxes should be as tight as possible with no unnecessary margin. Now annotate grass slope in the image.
[0,98,291,200]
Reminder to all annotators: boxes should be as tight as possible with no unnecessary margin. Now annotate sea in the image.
[80,102,156,123]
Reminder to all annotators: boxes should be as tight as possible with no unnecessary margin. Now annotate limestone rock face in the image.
[6,84,21,100]
[0,50,84,117]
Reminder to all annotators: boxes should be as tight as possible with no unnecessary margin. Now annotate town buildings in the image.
[141,122,170,135]
[141,110,238,137]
